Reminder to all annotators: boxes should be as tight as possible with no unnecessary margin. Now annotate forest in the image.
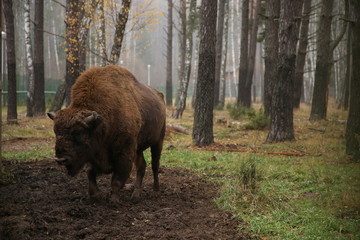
[0,0,359,239]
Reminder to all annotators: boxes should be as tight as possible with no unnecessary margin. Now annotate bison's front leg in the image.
[87,168,101,200]
[110,150,133,204]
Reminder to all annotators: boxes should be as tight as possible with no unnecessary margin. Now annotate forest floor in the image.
[0,159,244,240]
[1,101,359,239]
[0,109,246,240]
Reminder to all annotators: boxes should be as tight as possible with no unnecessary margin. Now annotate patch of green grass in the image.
[3,146,54,162]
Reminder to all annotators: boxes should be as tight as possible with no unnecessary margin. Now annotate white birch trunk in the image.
[25,0,34,117]
[230,0,238,99]
[50,2,61,76]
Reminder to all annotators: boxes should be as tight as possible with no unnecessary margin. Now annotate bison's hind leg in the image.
[151,141,163,191]
[131,152,147,201]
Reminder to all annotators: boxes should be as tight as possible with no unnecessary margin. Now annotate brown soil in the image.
[0,159,247,240]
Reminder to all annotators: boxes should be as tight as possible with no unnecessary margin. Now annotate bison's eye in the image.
[72,130,86,144]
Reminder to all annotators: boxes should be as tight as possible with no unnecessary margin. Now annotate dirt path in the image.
[0,160,246,240]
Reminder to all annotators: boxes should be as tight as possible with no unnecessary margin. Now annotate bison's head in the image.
[47,109,103,176]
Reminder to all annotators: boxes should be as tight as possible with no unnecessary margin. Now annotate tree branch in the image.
[330,0,349,52]
[51,0,65,8]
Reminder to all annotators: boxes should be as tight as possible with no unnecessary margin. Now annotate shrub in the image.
[244,108,269,130]
[226,102,253,120]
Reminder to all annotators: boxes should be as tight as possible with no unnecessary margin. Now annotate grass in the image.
[1,101,360,239]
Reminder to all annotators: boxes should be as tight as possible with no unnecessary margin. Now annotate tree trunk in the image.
[346,0,360,159]
[173,0,197,118]
[294,0,312,109]
[50,2,61,76]
[24,0,34,117]
[3,0,17,124]
[49,82,66,112]
[98,0,107,66]
[65,0,82,106]
[174,0,187,112]
[266,0,302,143]
[310,0,348,120]
[264,0,280,117]
[214,0,226,108]
[192,0,217,147]
[237,0,249,107]
[219,0,230,108]
[110,0,132,65]
[165,0,173,106]
[342,25,351,110]
[243,0,262,107]
[33,0,45,116]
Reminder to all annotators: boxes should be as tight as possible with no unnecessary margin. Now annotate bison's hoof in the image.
[90,191,103,202]
[153,183,160,192]
[131,188,142,203]
[109,193,121,204]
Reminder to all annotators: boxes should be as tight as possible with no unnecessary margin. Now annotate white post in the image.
[147,64,151,86]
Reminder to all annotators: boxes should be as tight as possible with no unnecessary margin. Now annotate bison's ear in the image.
[47,112,56,120]
[84,111,102,129]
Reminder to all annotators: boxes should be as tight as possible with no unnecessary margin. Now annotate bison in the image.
[47,65,166,203]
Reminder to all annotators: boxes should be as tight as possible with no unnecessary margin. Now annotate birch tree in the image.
[214,0,226,107]
[173,0,198,119]
[24,0,34,117]
[219,0,230,108]
[109,0,132,65]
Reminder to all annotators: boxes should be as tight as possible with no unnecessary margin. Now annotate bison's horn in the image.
[47,112,56,120]
[84,111,98,124]
[84,111,102,129]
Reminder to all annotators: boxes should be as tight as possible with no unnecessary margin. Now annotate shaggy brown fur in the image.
[48,65,166,202]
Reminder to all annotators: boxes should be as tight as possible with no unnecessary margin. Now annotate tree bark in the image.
[24,0,34,117]
[65,0,82,106]
[173,0,197,118]
[3,0,17,124]
[165,0,173,106]
[98,0,107,66]
[310,0,348,120]
[173,0,187,113]
[49,82,66,112]
[219,0,230,108]
[242,0,262,107]
[192,0,217,147]
[264,0,280,117]
[110,0,132,65]
[266,0,302,143]
[237,0,249,107]
[214,0,226,108]
[33,0,45,116]
[340,19,351,110]
[346,0,360,159]
[294,0,312,109]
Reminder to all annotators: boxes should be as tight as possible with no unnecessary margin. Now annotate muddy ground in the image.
[0,159,247,240]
